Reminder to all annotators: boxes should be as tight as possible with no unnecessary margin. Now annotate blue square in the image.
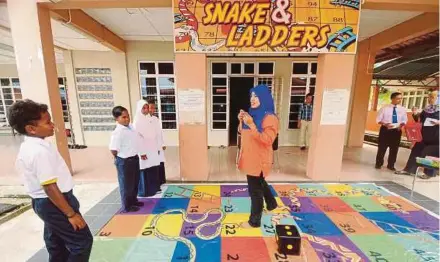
[293,213,343,236]
[152,198,190,214]
[172,237,221,262]
[221,197,251,214]
[123,238,177,261]
[360,212,416,233]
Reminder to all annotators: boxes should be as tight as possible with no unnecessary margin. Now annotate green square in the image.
[349,235,420,262]
[341,196,388,212]
[90,238,135,261]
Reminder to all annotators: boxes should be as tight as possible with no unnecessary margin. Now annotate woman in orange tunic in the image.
[238,85,279,228]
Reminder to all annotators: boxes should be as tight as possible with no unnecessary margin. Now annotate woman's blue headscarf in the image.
[242,85,275,132]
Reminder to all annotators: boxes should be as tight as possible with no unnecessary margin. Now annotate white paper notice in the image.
[178,89,205,125]
[320,89,350,125]
[424,117,438,127]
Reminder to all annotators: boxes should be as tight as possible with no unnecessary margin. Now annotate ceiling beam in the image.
[363,0,439,12]
[366,13,439,52]
[38,0,171,9]
[49,8,125,52]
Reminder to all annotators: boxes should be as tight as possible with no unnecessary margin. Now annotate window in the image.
[289,62,317,129]
[211,62,228,130]
[0,77,68,127]
[139,62,177,129]
[401,89,430,110]
[58,77,69,122]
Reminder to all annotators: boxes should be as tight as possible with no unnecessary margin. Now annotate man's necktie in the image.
[392,106,398,124]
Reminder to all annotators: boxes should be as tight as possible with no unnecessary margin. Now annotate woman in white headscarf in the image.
[133,100,161,197]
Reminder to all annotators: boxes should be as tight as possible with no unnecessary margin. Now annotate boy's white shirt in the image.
[109,123,144,158]
[16,136,74,199]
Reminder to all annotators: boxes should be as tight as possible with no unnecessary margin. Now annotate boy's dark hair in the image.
[8,99,48,135]
[306,93,313,98]
[112,106,128,118]
[391,92,402,99]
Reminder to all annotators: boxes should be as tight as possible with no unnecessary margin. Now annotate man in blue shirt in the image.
[298,93,313,150]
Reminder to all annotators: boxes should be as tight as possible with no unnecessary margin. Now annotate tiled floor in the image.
[28,181,439,261]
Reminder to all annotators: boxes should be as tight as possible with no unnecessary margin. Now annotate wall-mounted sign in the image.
[178,89,206,125]
[320,88,350,125]
[173,0,360,53]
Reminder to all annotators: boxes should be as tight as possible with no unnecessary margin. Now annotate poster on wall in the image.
[320,88,349,125]
[173,0,361,53]
[178,89,206,125]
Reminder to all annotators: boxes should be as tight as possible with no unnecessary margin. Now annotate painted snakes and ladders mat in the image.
[90,183,439,262]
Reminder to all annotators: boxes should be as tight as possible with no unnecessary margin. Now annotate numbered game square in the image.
[187,197,221,215]
[173,237,221,262]
[360,212,418,234]
[341,196,388,212]
[309,235,370,261]
[151,198,190,214]
[221,185,249,197]
[349,235,419,262]
[221,214,262,237]
[311,197,355,212]
[221,237,271,262]
[98,215,148,237]
[280,196,322,213]
[264,237,320,261]
[293,213,343,236]
[138,214,184,238]
[395,210,439,233]
[162,185,194,198]
[260,214,297,237]
[179,213,222,239]
[325,212,383,235]
[372,196,420,213]
[221,197,251,214]
[272,184,304,197]
[297,184,331,197]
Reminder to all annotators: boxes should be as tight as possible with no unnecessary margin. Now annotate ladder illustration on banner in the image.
[327,26,357,52]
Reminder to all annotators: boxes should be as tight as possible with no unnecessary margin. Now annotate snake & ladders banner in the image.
[173,0,361,53]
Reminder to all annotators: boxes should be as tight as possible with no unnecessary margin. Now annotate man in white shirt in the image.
[10,100,92,261]
[375,92,408,171]
[146,100,167,186]
[109,106,146,212]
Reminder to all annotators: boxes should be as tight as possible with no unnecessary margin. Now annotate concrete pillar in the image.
[175,54,209,181]
[306,54,356,180]
[347,40,376,147]
[7,1,72,170]
[372,83,380,111]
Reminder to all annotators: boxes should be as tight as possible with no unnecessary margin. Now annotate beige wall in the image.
[125,41,179,146]
[0,63,66,77]
[65,50,130,146]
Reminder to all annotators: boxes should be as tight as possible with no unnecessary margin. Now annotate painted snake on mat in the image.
[150,208,225,262]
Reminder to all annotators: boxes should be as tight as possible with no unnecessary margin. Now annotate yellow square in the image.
[197,23,218,39]
[320,8,346,24]
[138,214,184,238]
[296,0,319,8]
[194,7,206,18]
[345,9,360,25]
[296,7,320,24]
[193,185,221,197]
[221,214,262,237]
[325,184,363,197]
[320,0,343,9]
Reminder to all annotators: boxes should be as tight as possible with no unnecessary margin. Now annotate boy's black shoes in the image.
[134,201,145,207]
[123,206,140,213]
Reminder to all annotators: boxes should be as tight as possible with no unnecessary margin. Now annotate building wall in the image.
[65,50,130,146]
[0,63,65,77]
[125,41,179,146]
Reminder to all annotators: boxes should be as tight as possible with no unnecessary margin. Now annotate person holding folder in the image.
[375,92,408,171]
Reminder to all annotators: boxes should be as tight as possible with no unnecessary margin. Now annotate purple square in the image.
[280,197,322,213]
[117,198,159,215]
[308,235,369,262]
[395,210,439,232]
[180,213,222,239]
[221,185,249,197]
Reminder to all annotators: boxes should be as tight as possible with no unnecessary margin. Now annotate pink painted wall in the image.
[307,54,356,180]
[175,54,209,181]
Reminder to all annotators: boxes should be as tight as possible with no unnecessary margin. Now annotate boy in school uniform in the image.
[109,106,146,213]
[9,100,93,262]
